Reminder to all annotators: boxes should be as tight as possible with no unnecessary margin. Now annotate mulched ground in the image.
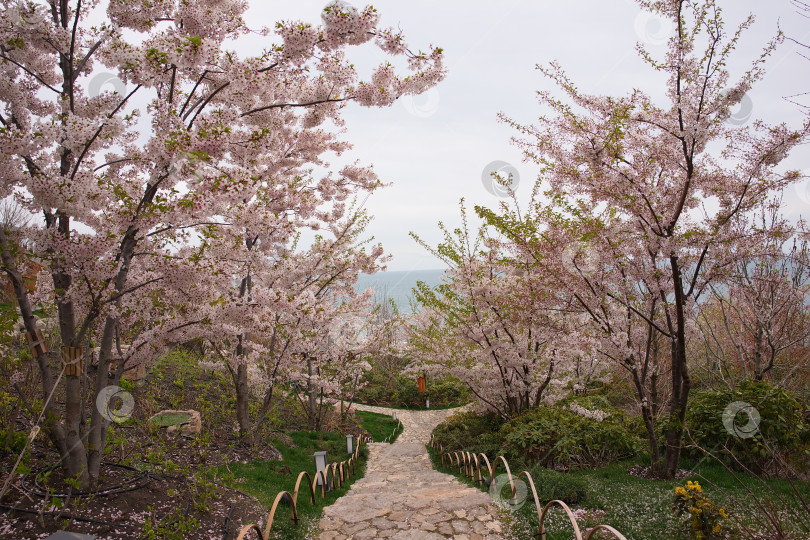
[1,472,264,539]
[0,350,341,539]
[0,427,278,540]
[0,371,285,540]
[628,464,691,480]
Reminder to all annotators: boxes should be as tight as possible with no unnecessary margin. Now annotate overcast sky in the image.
[242,0,810,271]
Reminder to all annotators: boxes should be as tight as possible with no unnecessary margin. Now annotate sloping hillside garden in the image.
[0,0,809,539]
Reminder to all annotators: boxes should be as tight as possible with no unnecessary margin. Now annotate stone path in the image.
[314,404,509,539]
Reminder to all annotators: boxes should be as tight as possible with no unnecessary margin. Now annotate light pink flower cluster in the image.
[0,0,444,471]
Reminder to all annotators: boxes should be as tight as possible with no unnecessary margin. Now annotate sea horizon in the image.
[354,269,445,314]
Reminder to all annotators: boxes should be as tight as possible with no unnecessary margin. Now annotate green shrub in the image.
[118,376,136,394]
[556,392,613,410]
[600,378,644,410]
[428,377,470,407]
[393,375,420,407]
[1,427,26,455]
[525,464,589,505]
[685,380,810,473]
[499,405,643,470]
[356,368,394,405]
[359,369,470,408]
[430,411,505,456]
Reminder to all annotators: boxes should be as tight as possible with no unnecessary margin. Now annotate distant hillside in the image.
[354,269,444,314]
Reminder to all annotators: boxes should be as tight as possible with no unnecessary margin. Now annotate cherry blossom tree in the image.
[478,199,675,471]
[499,0,809,477]
[695,201,810,388]
[197,208,389,437]
[0,0,443,487]
[409,205,590,419]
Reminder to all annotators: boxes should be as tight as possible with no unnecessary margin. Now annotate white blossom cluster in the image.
[567,403,611,422]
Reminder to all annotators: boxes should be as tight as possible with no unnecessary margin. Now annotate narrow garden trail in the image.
[314,404,509,539]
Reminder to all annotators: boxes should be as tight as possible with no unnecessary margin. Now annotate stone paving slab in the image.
[314,404,509,539]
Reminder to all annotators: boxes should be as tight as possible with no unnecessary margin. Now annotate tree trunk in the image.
[232,249,255,440]
[87,316,117,486]
[235,363,250,440]
[307,356,316,430]
[52,216,89,489]
[662,256,691,478]
[631,371,662,472]
[651,363,659,419]
[255,383,275,432]
[0,228,70,464]
[87,227,140,485]
[62,371,88,488]
[254,338,284,431]
[642,405,661,469]
[754,323,764,381]
[316,390,325,431]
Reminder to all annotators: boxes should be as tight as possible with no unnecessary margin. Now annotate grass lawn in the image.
[427,447,810,539]
[213,431,368,539]
[212,411,405,539]
[355,410,403,442]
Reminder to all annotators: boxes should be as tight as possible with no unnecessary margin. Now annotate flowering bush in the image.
[673,481,731,539]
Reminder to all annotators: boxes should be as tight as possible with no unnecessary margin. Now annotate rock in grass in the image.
[148,409,201,436]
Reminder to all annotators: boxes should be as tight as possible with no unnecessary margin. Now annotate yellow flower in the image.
[713,525,721,533]
[675,487,687,496]
[719,508,729,519]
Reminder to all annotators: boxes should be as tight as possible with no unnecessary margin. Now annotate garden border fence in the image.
[235,434,372,540]
[382,419,403,443]
[429,436,628,540]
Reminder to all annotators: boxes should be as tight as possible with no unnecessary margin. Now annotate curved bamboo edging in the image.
[382,419,403,443]
[428,436,627,540]
[236,434,372,540]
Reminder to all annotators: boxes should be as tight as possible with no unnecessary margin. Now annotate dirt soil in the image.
[0,429,276,539]
[0,366,283,540]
